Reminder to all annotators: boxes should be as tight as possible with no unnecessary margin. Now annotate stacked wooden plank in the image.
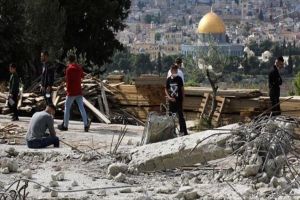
[0,75,112,124]
[110,76,266,125]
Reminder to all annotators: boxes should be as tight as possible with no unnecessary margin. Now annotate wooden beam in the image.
[100,83,110,117]
[82,97,111,124]
[97,95,105,113]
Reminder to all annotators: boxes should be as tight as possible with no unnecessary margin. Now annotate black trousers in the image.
[8,94,18,119]
[42,90,53,105]
[27,136,59,149]
[169,100,188,135]
[269,88,281,116]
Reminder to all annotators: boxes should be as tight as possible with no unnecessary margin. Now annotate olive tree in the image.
[196,43,229,126]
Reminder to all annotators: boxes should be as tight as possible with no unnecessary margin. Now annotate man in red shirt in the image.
[58,55,89,132]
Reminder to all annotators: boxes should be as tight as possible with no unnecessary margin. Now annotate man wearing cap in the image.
[268,56,284,116]
[167,57,184,83]
[26,105,59,148]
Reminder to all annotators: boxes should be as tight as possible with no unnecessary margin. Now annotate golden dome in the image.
[197,11,226,34]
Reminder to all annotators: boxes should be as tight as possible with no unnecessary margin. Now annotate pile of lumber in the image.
[0,124,26,145]
[0,74,114,124]
[110,77,265,125]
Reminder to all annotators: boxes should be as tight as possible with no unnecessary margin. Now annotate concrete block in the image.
[129,124,238,172]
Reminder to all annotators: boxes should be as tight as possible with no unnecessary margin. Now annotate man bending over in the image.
[26,105,59,148]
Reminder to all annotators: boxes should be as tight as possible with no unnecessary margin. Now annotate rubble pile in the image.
[219,116,300,197]
[0,124,26,145]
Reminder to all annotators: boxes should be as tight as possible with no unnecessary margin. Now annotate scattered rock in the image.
[1,167,10,174]
[86,190,94,194]
[120,188,132,193]
[156,186,174,194]
[53,165,62,171]
[51,190,58,197]
[135,187,144,193]
[1,158,18,172]
[257,172,268,183]
[242,164,260,177]
[134,196,152,200]
[277,177,288,189]
[71,181,79,187]
[97,189,106,197]
[5,147,18,157]
[52,172,64,181]
[114,172,126,183]
[127,139,133,145]
[81,154,92,162]
[33,184,41,189]
[49,181,59,187]
[270,177,279,188]
[183,191,199,200]
[42,187,50,193]
[178,186,193,193]
[108,163,128,176]
[21,169,32,179]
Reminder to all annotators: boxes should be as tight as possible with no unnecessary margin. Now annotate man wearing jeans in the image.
[26,105,59,148]
[58,55,89,132]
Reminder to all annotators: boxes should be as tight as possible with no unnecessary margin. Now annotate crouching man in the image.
[26,105,59,148]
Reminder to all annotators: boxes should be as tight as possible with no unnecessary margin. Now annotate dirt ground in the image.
[0,115,300,200]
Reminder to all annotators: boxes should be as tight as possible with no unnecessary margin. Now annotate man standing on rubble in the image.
[167,57,184,83]
[58,55,89,132]
[26,105,59,148]
[8,63,20,121]
[40,51,54,105]
[165,64,188,136]
[268,56,284,116]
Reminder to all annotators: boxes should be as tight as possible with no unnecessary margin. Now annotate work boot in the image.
[58,123,68,131]
[12,117,19,121]
[84,119,91,132]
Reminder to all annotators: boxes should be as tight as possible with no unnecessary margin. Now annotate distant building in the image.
[131,43,181,61]
[181,10,244,57]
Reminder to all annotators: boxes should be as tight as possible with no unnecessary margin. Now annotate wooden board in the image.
[83,97,111,124]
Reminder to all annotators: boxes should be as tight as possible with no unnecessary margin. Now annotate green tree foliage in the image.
[197,43,229,124]
[24,0,65,59]
[0,0,26,79]
[184,55,205,86]
[161,55,178,73]
[132,54,153,76]
[258,10,264,21]
[0,0,131,84]
[59,0,131,69]
[294,72,300,95]
[144,14,161,24]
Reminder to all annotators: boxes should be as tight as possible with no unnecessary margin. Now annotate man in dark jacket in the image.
[165,64,188,136]
[40,51,54,105]
[268,56,284,116]
[8,63,19,121]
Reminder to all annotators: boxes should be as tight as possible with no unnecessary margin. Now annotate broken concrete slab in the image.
[129,124,238,172]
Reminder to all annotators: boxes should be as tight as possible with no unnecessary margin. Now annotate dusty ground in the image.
[0,115,300,200]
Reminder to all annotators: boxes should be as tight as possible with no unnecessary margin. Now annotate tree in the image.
[104,49,133,73]
[157,52,162,75]
[161,55,178,74]
[133,54,153,76]
[258,10,264,21]
[155,33,161,41]
[0,0,26,80]
[58,0,131,69]
[197,43,229,125]
[294,72,300,95]
[285,55,293,75]
[23,0,66,84]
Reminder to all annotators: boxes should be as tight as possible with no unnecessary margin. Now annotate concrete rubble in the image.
[0,115,300,199]
[129,124,238,172]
